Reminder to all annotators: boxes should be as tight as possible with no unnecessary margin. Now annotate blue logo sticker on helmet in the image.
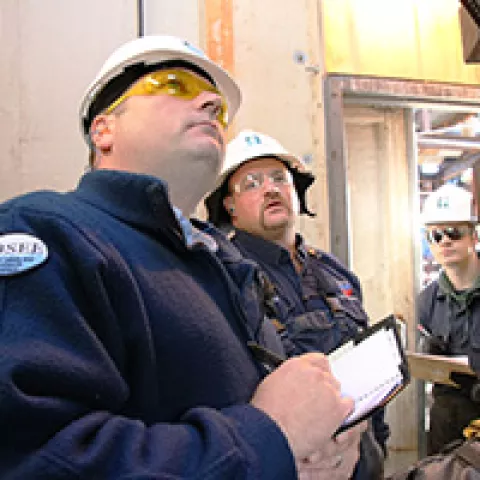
[436,196,450,209]
[182,40,207,58]
[245,134,262,147]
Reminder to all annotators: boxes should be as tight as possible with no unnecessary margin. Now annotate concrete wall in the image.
[0,0,137,201]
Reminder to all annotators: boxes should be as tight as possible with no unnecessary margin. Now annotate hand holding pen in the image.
[248,342,354,461]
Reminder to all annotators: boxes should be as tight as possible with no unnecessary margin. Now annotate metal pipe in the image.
[137,0,144,37]
[417,136,480,151]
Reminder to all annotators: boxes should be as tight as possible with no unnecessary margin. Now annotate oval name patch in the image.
[0,233,48,276]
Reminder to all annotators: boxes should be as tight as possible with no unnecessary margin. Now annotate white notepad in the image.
[328,315,410,433]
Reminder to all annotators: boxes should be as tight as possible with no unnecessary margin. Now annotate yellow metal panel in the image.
[323,0,480,84]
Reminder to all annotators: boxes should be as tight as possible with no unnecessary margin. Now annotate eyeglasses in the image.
[232,169,293,194]
[426,226,471,244]
[103,69,228,127]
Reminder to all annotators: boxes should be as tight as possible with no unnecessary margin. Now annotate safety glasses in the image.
[232,169,293,194]
[426,226,472,244]
[104,69,228,127]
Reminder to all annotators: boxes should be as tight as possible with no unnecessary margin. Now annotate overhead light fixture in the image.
[420,163,440,175]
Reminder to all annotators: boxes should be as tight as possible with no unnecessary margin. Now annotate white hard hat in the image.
[79,35,241,144]
[218,130,308,187]
[422,183,477,224]
[205,130,315,225]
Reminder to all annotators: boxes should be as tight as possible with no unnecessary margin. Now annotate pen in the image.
[417,324,432,338]
[247,341,285,371]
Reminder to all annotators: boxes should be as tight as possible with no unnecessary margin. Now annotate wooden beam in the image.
[204,0,234,74]
[440,151,480,181]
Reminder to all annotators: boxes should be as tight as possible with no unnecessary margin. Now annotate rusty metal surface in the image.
[330,75,480,107]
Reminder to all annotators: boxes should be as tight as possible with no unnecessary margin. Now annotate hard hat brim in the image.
[80,44,241,143]
[204,155,316,226]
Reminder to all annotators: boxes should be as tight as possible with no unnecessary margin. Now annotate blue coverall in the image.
[228,229,391,479]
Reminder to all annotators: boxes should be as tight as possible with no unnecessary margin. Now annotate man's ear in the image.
[223,195,235,215]
[90,115,114,153]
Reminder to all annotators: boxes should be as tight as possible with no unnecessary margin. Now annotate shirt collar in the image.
[231,229,307,266]
[75,169,217,252]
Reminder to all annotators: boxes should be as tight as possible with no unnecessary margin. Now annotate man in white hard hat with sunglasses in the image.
[418,183,480,454]
[0,36,359,479]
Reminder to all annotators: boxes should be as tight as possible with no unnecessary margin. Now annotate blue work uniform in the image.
[227,229,390,479]
[418,271,480,454]
[0,170,294,479]
[227,230,367,355]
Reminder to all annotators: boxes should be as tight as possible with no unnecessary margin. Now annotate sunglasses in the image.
[232,169,293,194]
[104,69,228,127]
[426,226,472,244]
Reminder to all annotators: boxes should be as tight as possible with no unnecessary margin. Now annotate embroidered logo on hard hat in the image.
[0,233,48,276]
[183,40,206,58]
[436,196,450,209]
[245,134,262,147]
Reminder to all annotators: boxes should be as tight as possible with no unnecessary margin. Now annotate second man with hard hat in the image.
[205,129,390,479]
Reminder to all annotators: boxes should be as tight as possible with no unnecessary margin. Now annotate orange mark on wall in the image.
[205,0,234,75]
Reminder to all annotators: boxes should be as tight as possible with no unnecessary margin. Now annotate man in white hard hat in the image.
[0,36,361,479]
[205,130,389,479]
[418,183,480,454]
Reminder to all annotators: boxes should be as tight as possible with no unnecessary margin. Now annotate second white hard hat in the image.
[422,183,477,224]
[204,130,315,226]
[216,130,308,189]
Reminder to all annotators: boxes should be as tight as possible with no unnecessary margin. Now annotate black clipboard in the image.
[248,315,410,436]
[331,314,410,435]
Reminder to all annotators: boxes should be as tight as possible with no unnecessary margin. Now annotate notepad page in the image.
[346,380,401,424]
[329,327,403,422]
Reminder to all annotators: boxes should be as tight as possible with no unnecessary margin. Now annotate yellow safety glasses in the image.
[104,69,228,127]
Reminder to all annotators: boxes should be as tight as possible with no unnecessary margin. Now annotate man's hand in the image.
[250,352,354,460]
[297,422,366,480]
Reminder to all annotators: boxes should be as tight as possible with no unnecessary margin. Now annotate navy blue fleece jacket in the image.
[0,170,294,479]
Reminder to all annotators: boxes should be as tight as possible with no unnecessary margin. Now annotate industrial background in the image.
[2,0,480,473]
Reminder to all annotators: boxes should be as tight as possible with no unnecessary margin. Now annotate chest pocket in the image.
[324,295,367,344]
[305,264,368,337]
[286,309,343,355]
[332,295,369,329]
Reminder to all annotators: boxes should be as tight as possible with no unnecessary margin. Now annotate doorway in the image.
[324,74,480,472]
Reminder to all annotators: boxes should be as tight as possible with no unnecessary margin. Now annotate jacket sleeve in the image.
[417,283,449,355]
[0,210,296,480]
